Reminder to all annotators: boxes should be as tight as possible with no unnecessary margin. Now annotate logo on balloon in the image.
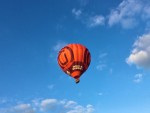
[58,46,74,68]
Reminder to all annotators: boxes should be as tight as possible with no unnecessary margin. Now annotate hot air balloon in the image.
[57,43,91,83]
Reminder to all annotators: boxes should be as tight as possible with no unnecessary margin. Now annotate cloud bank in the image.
[0,98,94,113]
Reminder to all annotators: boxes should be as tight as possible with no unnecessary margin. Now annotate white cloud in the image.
[86,105,95,113]
[40,99,58,111]
[72,8,82,19]
[126,33,150,69]
[64,101,77,109]
[0,98,95,113]
[88,15,105,27]
[66,104,94,113]
[32,98,42,107]
[108,0,150,29]
[14,104,35,113]
[133,73,143,83]
[108,0,142,29]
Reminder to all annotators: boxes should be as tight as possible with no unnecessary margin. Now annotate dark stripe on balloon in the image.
[65,46,74,62]
[59,53,68,65]
[87,51,91,66]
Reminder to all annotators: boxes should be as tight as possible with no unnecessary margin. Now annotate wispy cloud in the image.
[0,98,7,104]
[88,15,105,27]
[72,8,105,28]
[108,0,142,29]
[108,0,150,29]
[78,0,89,6]
[96,52,108,71]
[50,41,67,61]
[0,104,35,113]
[52,41,67,53]
[72,8,82,19]
[109,68,113,74]
[126,33,150,69]
[47,84,54,90]
[133,73,143,83]
[0,98,95,113]
[98,53,108,59]
[64,101,77,109]
[96,64,107,71]
[98,92,103,96]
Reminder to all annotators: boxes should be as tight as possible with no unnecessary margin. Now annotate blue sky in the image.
[0,0,150,113]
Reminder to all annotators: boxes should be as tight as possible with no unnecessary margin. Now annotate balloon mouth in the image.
[71,70,82,84]
[75,78,80,84]
[74,75,80,84]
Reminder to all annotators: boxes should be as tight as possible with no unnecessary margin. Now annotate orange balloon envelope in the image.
[57,43,91,83]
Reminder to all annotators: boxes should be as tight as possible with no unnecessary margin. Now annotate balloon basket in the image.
[75,79,80,84]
